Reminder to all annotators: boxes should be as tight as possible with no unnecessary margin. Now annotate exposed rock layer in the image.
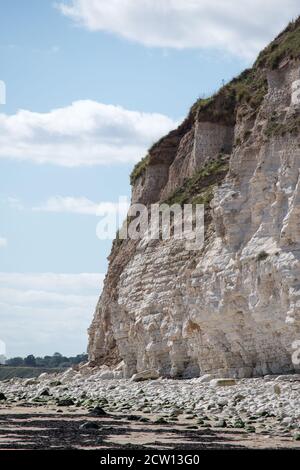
[89,21,300,379]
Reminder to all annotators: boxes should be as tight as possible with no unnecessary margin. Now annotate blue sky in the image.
[0,0,299,357]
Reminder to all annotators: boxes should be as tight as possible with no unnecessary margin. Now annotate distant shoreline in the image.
[0,366,62,381]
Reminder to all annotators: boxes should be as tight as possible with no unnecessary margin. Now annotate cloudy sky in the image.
[0,0,299,357]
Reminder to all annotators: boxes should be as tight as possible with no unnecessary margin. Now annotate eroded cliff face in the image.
[88,21,300,379]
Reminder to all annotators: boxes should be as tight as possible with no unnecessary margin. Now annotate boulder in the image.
[131,369,160,382]
[57,398,75,407]
[60,369,77,384]
[274,374,300,382]
[49,380,62,387]
[79,421,99,430]
[191,374,213,384]
[113,371,123,379]
[99,370,114,380]
[88,406,107,417]
[38,372,49,380]
[24,378,38,386]
[210,378,237,387]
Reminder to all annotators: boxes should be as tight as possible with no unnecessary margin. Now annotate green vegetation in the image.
[191,67,267,124]
[130,17,300,188]
[232,69,268,112]
[190,95,214,117]
[256,251,269,262]
[112,214,136,249]
[193,18,300,121]
[125,16,300,252]
[130,154,150,185]
[255,18,300,69]
[4,352,88,369]
[265,111,300,137]
[113,157,229,250]
[164,157,229,207]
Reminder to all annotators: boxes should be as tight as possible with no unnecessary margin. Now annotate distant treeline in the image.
[3,352,88,369]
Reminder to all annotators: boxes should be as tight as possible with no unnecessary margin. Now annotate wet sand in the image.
[0,403,299,450]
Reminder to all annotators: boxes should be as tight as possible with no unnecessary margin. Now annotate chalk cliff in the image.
[88,19,300,379]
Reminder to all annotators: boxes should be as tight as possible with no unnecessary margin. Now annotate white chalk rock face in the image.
[291,79,300,105]
[89,60,300,380]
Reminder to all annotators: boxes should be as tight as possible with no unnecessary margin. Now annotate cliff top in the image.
[130,17,300,185]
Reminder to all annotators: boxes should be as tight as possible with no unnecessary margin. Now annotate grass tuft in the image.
[164,156,229,207]
[130,154,150,185]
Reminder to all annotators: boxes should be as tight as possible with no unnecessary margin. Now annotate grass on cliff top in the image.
[130,154,150,185]
[130,17,300,185]
[193,17,300,119]
[130,52,267,186]
[191,67,268,125]
[255,18,300,69]
[164,157,229,207]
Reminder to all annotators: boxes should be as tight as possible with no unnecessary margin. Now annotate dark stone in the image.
[49,381,62,387]
[57,398,75,406]
[154,417,168,424]
[233,419,245,429]
[246,426,256,433]
[126,414,141,421]
[139,417,150,423]
[88,406,108,417]
[79,421,99,430]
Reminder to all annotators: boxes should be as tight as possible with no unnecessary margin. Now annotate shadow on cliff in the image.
[0,411,250,450]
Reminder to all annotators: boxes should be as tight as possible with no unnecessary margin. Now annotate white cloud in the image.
[0,237,7,248]
[0,287,96,308]
[6,197,24,210]
[0,272,104,357]
[57,0,300,59]
[32,196,129,216]
[0,100,177,167]
[0,272,104,294]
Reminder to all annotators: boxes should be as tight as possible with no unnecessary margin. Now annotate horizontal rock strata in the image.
[89,20,300,379]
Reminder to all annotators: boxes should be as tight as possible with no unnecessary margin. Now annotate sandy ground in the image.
[0,403,299,450]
